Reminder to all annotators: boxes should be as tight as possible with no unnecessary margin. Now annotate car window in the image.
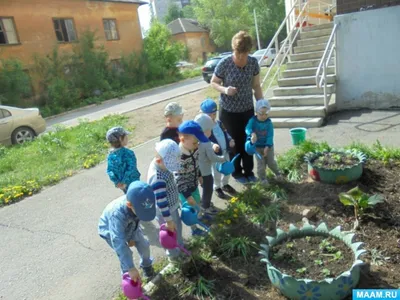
[0,109,11,119]
[271,49,276,54]
[205,58,220,67]
[253,50,264,56]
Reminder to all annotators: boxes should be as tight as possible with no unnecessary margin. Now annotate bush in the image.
[0,58,32,105]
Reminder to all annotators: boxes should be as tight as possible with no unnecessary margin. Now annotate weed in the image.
[220,236,259,262]
[314,259,323,266]
[321,268,331,277]
[305,236,311,242]
[180,276,215,299]
[253,203,281,225]
[287,169,302,183]
[296,267,307,274]
[265,185,288,201]
[319,239,336,253]
[370,249,391,266]
[286,242,294,249]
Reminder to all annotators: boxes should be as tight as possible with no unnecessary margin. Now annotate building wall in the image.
[172,31,216,63]
[335,5,400,109]
[337,0,400,15]
[0,0,143,68]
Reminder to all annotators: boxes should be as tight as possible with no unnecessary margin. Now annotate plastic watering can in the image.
[121,273,150,300]
[159,223,191,255]
[216,153,240,175]
[245,141,263,160]
[181,203,210,232]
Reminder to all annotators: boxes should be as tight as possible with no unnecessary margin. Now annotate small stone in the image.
[329,210,338,216]
[302,208,317,219]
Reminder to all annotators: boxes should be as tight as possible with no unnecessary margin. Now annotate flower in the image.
[225,220,231,225]
[233,214,238,218]
[218,224,223,227]
[336,276,354,297]
[230,197,238,203]
[234,208,239,213]
[297,283,321,300]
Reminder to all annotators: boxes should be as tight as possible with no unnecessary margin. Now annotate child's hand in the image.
[229,139,235,148]
[187,196,197,207]
[117,183,127,190]
[212,143,220,153]
[198,176,203,186]
[166,220,176,232]
[251,133,257,144]
[128,267,140,282]
[264,147,269,157]
[128,240,136,247]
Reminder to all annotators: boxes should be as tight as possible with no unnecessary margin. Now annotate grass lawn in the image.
[0,115,129,206]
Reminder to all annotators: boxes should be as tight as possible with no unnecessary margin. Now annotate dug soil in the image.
[312,152,360,169]
[150,160,400,299]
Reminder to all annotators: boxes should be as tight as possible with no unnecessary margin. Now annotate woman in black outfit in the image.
[211,31,264,184]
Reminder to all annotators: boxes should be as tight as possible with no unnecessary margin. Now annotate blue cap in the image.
[178,120,208,143]
[126,181,156,222]
[200,99,217,114]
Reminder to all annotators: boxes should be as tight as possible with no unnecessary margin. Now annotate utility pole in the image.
[254,8,261,50]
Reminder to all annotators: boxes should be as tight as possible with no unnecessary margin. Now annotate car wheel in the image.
[11,127,35,145]
[206,79,211,83]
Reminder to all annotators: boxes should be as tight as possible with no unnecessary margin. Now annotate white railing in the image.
[315,23,338,110]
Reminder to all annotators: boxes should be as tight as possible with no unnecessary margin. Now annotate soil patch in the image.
[270,236,354,281]
[312,152,360,169]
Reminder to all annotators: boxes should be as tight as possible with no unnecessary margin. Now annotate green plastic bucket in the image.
[290,127,307,145]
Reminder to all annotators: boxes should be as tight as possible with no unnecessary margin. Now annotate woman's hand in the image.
[225,86,238,96]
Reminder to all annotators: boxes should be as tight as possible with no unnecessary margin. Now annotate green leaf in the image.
[358,195,370,209]
[347,186,363,199]
[339,193,355,206]
[368,194,384,206]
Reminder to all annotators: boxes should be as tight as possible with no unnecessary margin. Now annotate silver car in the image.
[0,105,47,145]
[252,48,277,67]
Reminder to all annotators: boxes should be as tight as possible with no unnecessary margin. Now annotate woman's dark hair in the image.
[232,31,253,54]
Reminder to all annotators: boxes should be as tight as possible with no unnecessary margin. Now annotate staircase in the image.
[269,22,336,128]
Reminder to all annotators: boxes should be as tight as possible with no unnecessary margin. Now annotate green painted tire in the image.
[259,221,366,300]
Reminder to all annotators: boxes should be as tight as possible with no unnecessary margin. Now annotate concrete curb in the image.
[143,263,176,295]
[44,77,203,121]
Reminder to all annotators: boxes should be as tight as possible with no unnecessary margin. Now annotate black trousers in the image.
[219,107,254,178]
[201,175,214,209]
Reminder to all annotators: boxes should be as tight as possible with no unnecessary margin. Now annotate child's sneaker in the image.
[235,176,248,184]
[247,175,258,183]
[215,188,227,199]
[142,266,155,279]
[192,228,207,237]
[222,184,237,195]
[205,204,219,215]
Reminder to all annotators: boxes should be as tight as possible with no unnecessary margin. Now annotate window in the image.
[0,109,11,118]
[53,18,77,42]
[103,19,119,41]
[0,17,19,45]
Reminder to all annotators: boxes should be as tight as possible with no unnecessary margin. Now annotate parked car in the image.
[176,61,194,69]
[201,54,231,83]
[252,48,277,67]
[0,105,46,146]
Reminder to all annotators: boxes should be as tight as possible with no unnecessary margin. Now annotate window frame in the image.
[0,109,12,119]
[0,17,20,46]
[52,18,78,43]
[103,19,120,41]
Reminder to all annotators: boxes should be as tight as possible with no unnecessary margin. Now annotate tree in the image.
[182,5,196,19]
[164,2,184,24]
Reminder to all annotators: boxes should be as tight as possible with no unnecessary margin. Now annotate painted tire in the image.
[259,221,366,300]
[305,149,367,184]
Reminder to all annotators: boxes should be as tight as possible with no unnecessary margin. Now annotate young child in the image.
[147,139,183,262]
[194,113,226,216]
[106,127,141,194]
[200,99,237,199]
[174,120,209,236]
[160,102,184,144]
[98,181,156,282]
[245,99,281,184]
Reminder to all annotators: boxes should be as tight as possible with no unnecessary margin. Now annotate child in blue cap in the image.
[174,120,209,236]
[245,99,281,184]
[200,99,237,199]
[98,181,156,283]
[106,126,140,194]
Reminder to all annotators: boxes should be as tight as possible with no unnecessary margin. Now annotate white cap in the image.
[164,102,184,117]
[194,113,214,132]
[155,139,181,172]
[256,99,271,113]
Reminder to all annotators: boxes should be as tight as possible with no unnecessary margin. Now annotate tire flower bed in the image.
[123,141,400,300]
[305,149,367,184]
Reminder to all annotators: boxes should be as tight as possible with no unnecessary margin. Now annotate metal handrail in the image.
[315,23,338,110]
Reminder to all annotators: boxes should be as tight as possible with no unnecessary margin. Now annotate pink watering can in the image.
[245,140,263,160]
[121,273,150,300]
[181,203,210,232]
[216,153,240,175]
[159,223,191,255]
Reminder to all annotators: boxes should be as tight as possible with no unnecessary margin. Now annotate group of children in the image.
[98,98,281,283]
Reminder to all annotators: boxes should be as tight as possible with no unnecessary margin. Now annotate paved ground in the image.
[45,77,208,130]
[1,104,400,299]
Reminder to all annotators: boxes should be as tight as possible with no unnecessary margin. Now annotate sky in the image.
[138,1,152,35]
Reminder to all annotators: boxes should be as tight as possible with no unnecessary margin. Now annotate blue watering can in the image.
[181,203,210,232]
[245,140,263,159]
[216,153,240,175]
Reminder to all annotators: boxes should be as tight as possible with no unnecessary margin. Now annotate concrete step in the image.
[282,66,335,78]
[278,75,336,87]
[273,84,335,96]
[269,95,325,106]
[269,106,326,118]
[291,51,328,62]
[287,58,334,70]
[271,117,324,128]
[300,28,332,39]
[297,35,330,47]
[302,23,334,32]
[294,43,327,54]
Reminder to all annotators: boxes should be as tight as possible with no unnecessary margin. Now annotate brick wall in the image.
[337,0,400,14]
